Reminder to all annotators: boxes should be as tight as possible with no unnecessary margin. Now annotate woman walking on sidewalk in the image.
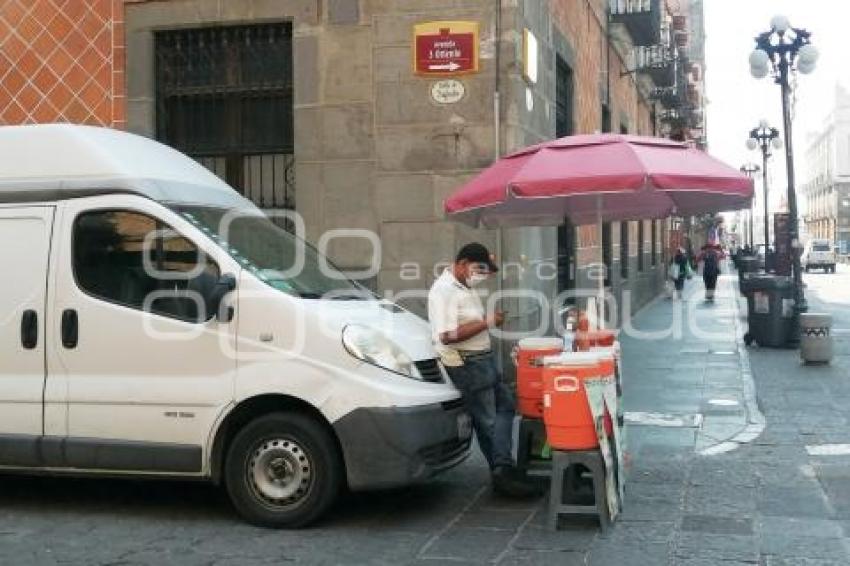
[669,247,690,300]
[698,244,724,302]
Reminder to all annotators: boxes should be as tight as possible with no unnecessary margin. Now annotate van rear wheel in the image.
[224,412,342,528]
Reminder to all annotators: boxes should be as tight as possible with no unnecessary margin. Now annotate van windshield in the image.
[812,244,831,252]
[175,206,372,300]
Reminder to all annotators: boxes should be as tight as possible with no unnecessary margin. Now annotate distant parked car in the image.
[802,239,836,273]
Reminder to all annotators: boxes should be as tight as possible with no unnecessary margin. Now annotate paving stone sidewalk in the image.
[1,265,849,565]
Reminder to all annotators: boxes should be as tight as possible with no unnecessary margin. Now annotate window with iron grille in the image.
[638,219,645,271]
[602,222,613,286]
[555,56,574,138]
[602,104,612,133]
[620,221,629,279]
[154,24,295,219]
[651,219,658,266]
[556,55,576,298]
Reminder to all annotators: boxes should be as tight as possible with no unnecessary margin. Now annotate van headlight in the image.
[342,324,417,379]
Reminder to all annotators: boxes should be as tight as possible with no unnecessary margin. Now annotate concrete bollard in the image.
[800,313,833,365]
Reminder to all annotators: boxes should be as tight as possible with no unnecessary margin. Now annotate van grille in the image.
[414,359,444,383]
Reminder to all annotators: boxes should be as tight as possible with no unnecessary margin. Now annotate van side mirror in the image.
[209,273,237,322]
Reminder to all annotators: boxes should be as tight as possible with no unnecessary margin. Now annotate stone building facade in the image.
[803,85,850,255]
[0,0,707,333]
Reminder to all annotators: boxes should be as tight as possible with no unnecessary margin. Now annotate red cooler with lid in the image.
[542,353,614,450]
[515,337,564,418]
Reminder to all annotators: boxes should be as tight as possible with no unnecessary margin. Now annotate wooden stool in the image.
[547,449,611,531]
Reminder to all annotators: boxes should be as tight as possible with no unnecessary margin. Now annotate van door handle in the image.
[61,309,78,349]
[21,310,38,349]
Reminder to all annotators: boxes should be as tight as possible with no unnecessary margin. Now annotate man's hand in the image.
[440,311,504,345]
[487,311,506,328]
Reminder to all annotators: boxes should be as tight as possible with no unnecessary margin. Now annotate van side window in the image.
[73,210,220,322]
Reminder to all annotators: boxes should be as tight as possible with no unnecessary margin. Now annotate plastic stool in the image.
[516,418,548,476]
[547,449,611,531]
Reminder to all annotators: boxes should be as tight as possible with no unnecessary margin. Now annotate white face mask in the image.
[468,273,489,287]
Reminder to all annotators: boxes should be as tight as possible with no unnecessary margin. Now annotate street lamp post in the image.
[740,162,760,248]
[746,123,781,254]
[749,15,819,327]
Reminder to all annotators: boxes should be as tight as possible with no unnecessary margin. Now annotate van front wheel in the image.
[224,412,342,528]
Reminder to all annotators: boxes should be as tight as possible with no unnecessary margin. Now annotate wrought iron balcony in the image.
[649,86,680,109]
[609,0,663,46]
[633,44,676,87]
[660,106,702,131]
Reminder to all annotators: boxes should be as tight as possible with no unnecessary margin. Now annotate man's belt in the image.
[457,350,493,361]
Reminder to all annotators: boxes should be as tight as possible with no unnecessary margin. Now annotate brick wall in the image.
[544,0,663,319]
[548,0,653,137]
[0,0,125,127]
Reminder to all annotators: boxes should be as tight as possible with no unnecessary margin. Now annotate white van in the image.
[802,238,836,273]
[0,124,471,527]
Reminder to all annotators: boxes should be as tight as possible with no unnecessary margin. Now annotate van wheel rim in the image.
[248,438,313,507]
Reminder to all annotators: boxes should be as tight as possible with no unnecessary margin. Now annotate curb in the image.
[697,267,766,456]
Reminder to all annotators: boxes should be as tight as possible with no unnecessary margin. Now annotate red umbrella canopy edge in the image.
[445,134,754,228]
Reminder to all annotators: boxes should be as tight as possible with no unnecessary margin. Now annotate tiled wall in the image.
[0,0,125,127]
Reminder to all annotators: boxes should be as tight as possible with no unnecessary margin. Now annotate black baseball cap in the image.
[456,242,499,273]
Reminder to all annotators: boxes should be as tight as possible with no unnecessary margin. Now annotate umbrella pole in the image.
[598,195,605,330]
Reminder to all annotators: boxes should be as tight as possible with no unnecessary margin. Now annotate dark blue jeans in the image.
[445,353,515,470]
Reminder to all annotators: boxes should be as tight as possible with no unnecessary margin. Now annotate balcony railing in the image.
[633,44,676,87]
[609,0,662,46]
[649,86,680,108]
[660,104,703,132]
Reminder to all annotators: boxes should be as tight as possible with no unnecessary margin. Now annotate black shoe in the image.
[491,466,541,498]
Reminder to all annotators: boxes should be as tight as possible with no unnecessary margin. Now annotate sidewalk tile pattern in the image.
[0,264,848,564]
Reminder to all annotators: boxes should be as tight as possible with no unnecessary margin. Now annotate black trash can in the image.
[765,250,777,273]
[743,275,795,348]
[737,256,760,293]
[739,272,756,296]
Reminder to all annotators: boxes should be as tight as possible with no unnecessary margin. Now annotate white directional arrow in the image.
[428,62,461,71]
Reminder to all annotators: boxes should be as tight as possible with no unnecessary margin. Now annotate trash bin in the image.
[738,256,760,293]
[738,256,759,275]
[743,275,795,348]
[800,313,833,364]
[765,251,777,273]
[739,272,757,296]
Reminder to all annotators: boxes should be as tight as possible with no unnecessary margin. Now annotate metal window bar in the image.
[155,24,295,229]
[610,0,652,14]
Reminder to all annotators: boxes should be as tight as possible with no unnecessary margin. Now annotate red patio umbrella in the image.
[444,133,753,329]
[445,134,753,228]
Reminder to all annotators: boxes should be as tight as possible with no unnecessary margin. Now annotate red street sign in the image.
[413,21,479,76]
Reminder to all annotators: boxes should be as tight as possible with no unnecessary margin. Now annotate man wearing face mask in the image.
[428,243,536,497]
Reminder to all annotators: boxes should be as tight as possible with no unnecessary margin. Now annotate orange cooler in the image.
[576,329,618,350]
[515,337,564,418]
[542,353,613,450]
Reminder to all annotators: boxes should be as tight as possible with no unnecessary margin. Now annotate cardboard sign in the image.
[585,376,624,520]
[414,21,479,76]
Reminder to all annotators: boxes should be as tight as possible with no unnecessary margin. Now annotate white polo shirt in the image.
[428,268,491,365]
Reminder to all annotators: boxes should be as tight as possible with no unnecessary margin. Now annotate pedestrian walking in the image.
[669,247,690,300]
[698,244,724,302]
[427,242,537,498]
